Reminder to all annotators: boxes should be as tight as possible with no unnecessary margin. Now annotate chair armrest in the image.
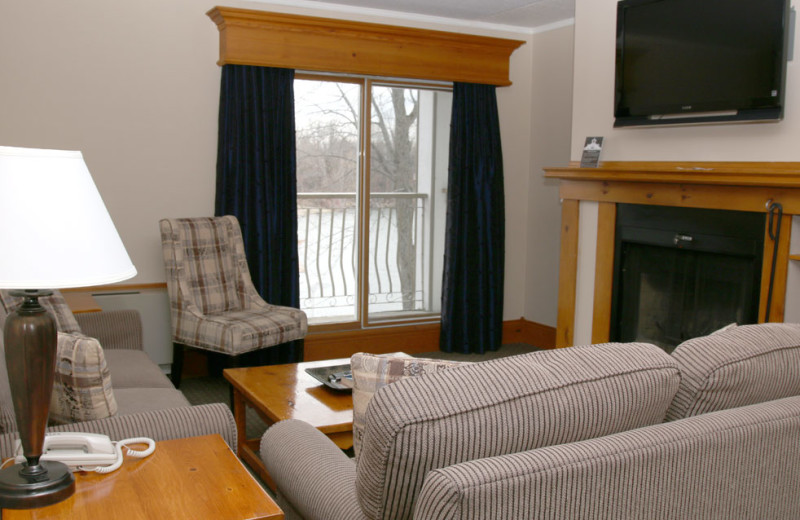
[0,403,236,460]
[75,309,143,351]
[261,420,366,520]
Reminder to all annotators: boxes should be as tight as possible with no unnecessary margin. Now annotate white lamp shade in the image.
[0,146,137,289]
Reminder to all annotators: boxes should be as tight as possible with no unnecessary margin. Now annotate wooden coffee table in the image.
[2,435,283,519]
[224,359,353,489]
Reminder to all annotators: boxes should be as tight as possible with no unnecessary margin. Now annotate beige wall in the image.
[525,24,575,327]
[572,0,800,162]
[0,0,559,322]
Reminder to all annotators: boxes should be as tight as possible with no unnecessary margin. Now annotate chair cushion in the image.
[350,352,467,458]
[665,322,800,421]
[355,342,680,520]
[50,333,117,425]
[178,306,308,355]
[178,218,243,315]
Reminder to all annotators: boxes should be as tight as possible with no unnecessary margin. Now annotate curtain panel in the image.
[215,64,302,364]
[440,83,505,354]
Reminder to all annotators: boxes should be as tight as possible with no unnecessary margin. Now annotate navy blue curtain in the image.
[215,64,303,364]
[440,83,505,354]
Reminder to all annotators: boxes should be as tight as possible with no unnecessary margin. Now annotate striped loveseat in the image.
[0,293,236,460]
[261,323,800,519]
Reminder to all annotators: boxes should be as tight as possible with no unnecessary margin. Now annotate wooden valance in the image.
[207,7,525,86]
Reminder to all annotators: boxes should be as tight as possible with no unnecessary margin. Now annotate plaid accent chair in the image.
[159,216,308,387]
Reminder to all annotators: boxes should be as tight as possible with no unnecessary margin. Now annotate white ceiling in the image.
[264,0,576,31]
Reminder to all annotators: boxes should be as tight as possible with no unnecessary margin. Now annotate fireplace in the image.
[544,161,799,349]
[609,204,765,352]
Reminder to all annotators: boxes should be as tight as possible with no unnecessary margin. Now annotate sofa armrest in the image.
[261,419,367,520]
[0,403,236,460]
[75,309,143,351]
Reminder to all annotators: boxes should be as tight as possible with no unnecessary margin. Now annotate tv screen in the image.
[614,0,790,127]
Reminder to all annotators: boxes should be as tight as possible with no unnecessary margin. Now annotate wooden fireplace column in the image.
[545,161,800,348]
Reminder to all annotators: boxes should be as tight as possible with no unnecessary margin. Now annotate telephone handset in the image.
[14,432,155,473]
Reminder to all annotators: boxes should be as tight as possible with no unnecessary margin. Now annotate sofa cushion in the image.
[50,333,117,425]
[350,352,466,458]
[355,342,681,520]
[666,322,800,421]
[104,350,174,389]
[113,388,190,415]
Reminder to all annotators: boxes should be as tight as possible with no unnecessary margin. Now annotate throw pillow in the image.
[50,333,118,424]
[350,352,467,458]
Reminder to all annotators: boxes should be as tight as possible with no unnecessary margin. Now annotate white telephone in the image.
[14,432,155,474]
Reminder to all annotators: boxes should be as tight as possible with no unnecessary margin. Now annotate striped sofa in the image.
[261,323,800,519]
[0,296,236,460]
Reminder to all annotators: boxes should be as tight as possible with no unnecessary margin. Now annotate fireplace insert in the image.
[610,204,765,352]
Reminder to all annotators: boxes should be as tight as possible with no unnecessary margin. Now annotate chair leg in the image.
[171,342,185,388]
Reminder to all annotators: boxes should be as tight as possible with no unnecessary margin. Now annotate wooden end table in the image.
[224,359,354,490]
[2,434,283,520]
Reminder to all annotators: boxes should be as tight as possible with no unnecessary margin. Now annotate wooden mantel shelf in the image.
[545,161,800,188]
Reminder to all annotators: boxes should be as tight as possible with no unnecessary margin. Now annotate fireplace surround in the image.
[544,161,800,348]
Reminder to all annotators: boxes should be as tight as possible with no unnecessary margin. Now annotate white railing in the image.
[297,192,428,319]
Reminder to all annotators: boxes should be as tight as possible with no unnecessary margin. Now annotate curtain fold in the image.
[215,64,303,364]
[440,83,505,354]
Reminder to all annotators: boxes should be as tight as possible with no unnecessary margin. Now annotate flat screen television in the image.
[614,0,791,127]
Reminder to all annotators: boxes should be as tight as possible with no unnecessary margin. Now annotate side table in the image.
[2,434,283,520]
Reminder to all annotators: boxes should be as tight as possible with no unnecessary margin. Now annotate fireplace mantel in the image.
[544,161,800,348]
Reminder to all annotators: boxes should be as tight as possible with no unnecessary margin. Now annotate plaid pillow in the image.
[350,352,467,459]
[49,333,117,424]
[0,290,81,334]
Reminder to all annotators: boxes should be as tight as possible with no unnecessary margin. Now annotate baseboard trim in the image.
[303,318,556,361]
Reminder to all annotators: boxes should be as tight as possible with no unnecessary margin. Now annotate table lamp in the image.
[0,146,136,509]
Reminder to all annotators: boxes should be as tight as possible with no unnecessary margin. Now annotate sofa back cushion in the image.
[414,395,800,520]
[355,342,681,520]
[666,322,800,421]
[350,352,467,459]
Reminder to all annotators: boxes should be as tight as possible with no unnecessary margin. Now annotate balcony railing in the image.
[297,192,428,320]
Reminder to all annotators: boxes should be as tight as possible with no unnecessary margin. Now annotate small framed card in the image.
[580,136,604,168]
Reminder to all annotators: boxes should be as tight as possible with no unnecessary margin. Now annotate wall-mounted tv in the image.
[614,0,791,127]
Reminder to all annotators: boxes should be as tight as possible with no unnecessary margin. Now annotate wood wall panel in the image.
[591,202,616,344]
[303,318,555,361]
[556,200,580,348]
[759,214,792,323]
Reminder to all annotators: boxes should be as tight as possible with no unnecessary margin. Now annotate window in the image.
[295,75,452,326]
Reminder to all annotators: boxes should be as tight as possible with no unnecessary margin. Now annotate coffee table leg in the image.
[231,387,246,456]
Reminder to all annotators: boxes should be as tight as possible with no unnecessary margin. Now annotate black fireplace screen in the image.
[610,205,765,352]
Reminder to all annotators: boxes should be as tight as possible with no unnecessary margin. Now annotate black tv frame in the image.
[614,0,792,128]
